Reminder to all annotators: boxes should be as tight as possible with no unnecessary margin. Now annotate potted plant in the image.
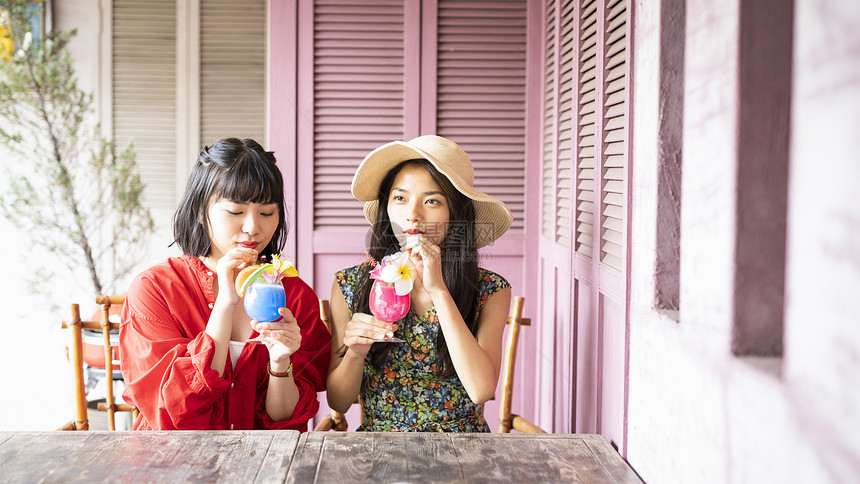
[0,0,154,299]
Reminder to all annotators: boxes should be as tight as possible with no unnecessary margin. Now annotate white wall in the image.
[783,0,860,478]
[0,0,175,431]
[627,0,860,482]
[0,0,100,432]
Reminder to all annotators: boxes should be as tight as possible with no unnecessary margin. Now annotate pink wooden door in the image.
[270,0,530,431]
[537,0,630,452]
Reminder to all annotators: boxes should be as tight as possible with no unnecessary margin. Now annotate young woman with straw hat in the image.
[326,135,513,432]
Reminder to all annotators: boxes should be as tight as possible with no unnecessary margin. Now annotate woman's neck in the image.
[200,255,218,273]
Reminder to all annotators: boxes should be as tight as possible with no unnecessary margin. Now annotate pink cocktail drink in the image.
[243,282,286,323]
[369,280,410,323]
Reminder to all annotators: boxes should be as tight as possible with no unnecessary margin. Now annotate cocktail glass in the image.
[368,279,408,343]
[244,281,286,343]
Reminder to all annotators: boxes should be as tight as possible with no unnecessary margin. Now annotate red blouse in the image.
[119,255,330,431]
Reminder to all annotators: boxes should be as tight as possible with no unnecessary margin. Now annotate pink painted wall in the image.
[627,0,860,482]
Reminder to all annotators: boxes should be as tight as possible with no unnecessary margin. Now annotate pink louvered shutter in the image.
[557,1,576,246]
[600,0,627,270]
[435,0,528,233]
[576,0,598,257]
[541,0,576,246]
[312,0,410,231]
[535,0,632,437]
[542,0,558,239]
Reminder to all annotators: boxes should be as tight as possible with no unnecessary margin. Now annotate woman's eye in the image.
[392,195,406,202]
[426,198,442,205]
[228,210,243,215]
[261,211,275,217]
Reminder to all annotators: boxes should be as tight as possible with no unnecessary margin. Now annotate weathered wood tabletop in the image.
[0,430,299,483]
[0,431,641,483]
[287,432,642,483]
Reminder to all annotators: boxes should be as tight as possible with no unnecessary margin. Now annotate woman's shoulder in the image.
[333,261,372,312]
[129,255,195,291]
[474,268,510,314]
[334,261,372,287]
[477,268,510,294]
[124,256,201,327]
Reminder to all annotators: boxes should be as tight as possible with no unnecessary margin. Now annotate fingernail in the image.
[386,332,394,338]
[376,333,386,340]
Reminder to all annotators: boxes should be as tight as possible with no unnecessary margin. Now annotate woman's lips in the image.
[403,229,423,236]
[239,241,259,249]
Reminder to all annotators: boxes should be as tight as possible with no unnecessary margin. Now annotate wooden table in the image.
[0,431,641,483]
[0,431,298,483]
[288,432,642,483]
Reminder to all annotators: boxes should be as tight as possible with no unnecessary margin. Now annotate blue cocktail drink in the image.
[243,282,286,323]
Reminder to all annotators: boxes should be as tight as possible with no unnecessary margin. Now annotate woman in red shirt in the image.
[120,138,330,431]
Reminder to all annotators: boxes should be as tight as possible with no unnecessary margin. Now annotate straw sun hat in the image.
[351,135,513,249]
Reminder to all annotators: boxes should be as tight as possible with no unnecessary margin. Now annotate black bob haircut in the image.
[172,138,288,260]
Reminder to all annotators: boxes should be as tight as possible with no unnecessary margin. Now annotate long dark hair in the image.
[354,159,480,378]
[172,138,288,259]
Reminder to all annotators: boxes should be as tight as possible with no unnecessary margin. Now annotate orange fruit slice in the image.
[234,263,273,296]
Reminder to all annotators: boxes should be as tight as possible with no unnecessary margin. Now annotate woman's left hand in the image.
[250,307,301,362]
[404,235,446,295]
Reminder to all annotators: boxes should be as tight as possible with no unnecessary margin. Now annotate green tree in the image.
[0,1,154,295]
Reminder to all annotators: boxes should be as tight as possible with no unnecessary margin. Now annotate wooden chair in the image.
[314,299,351,431]
[58,295,138,430]
[498,296,546,433]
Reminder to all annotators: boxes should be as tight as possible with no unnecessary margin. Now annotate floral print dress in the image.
[335,262,510,432]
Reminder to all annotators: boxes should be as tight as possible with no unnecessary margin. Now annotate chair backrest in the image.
[319,298,332,331]
[498,296,546,433]
[58,295,136,431]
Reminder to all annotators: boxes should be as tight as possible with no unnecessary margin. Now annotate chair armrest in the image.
[511,414,547,434]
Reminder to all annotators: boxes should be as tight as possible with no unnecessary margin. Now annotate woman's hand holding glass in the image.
[400,234,446,295]
[250,307,301,361]
[342,313,399,356]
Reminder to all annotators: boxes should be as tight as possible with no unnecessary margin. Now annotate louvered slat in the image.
[576,0,598,257]
[437,1,528,236]
[600,0,627,271]
[313,0,407,230]
[542,0,557,239]
[200,0,266,147]
[553,0,576,247]
[112,0,176,211]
